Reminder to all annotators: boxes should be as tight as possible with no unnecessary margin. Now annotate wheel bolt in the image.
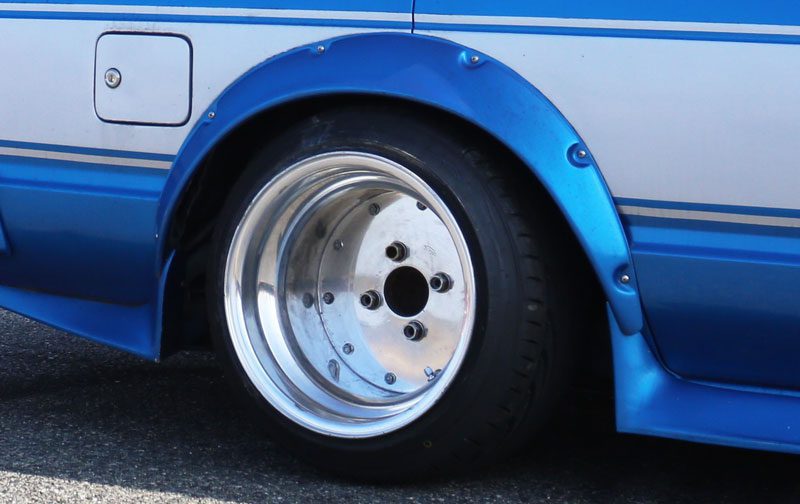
[403,320,426,341]
[429,272,453,293]
[322,292,335,304]
[342,343,354,355]
[385,241,408,262]
[368,203,381,215]
[384,372,396,385]
[359,290,382,310]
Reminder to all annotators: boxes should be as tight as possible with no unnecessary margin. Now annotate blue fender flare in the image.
[157,32,643,334]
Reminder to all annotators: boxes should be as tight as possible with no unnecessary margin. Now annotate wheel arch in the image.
[157,31,643,340]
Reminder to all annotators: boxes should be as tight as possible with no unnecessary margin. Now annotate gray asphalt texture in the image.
[1,310,800,503]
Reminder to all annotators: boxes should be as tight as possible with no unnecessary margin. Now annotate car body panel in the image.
[415,3,800,387]
[157,32,642,336]
[0,3,412,359]
[0,0,799,455]
[611,305,800,454]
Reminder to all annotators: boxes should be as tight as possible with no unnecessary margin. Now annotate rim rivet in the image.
[302,293,314,308]
[620,274,631,284]
[333,239,344,250]
[470,55,480,64]
[430,272,453,293]
[577,150,587,159]
[323,292,335,304]
[359,290,382,310]
[342,343,354,355]
[368,203,380,216]
[416,202,427,211]
[385,241,408,262]
[384,373,396,385]
[316,45,325,54]
[403,321,426,341]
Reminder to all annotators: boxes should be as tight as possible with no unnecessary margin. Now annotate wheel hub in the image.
[383,266,429,317]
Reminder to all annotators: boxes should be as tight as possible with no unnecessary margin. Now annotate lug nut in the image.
[429,272,453,293]
[359,290,382,310]
[384,372,396,385]
[416,201,427,211]
[322,292,335,304]
[403,320,426,341]
[342,343,354,355]
[302,293,314,308]
[333,239,344,250]
[368,203,381,216]
[385,241,408,262]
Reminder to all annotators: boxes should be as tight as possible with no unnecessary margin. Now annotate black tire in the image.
[207,104,574,481]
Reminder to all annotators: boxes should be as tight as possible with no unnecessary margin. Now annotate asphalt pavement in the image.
[1,309,799,503]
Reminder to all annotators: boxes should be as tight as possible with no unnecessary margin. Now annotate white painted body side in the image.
[0,18,389,155]
[1,11,798,210]
[418,30,800,211]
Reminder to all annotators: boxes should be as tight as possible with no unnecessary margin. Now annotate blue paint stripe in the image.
[416,23,800,45]
[615,197,800,219]
[0,155,167,196]
[621,213,800,238]
[0,152,165,173]
[632,239,800,267]
[0,0,411,12]
[0,9,411,27]
[2,12,779,41]
[0,139,175,162]
[415,0,800,27]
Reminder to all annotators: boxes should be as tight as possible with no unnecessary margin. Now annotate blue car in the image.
[1,0,798,479]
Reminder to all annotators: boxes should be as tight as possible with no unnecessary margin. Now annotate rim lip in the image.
[223,151,476,438]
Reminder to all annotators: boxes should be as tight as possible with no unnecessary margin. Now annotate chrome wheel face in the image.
[224,152,476,438]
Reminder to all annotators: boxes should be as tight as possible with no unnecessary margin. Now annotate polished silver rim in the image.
[224,152,476,438]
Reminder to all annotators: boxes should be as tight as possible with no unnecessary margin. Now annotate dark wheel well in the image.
[161,95,609,386]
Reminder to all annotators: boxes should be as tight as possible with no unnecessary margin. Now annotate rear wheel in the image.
[208,106,572,480]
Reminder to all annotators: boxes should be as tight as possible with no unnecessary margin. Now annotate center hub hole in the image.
[383,266,429,317]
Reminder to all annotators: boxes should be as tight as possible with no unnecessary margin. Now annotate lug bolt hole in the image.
[385,241,408,262]
[359,290,382,310]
